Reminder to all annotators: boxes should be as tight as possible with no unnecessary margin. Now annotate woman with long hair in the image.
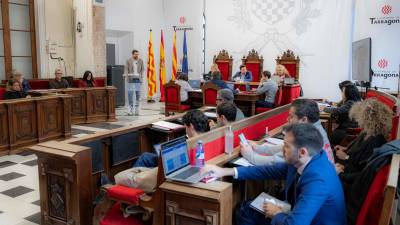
[79,70,97,88]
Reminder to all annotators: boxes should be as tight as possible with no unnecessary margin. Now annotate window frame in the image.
[1,0,38,79]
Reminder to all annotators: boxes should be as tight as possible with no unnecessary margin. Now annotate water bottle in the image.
[265,126,270,139]
[195,140,205,167]
[245,82,250,92]
[225,126,234,155]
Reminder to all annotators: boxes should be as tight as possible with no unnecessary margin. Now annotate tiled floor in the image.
[0,100,164,225]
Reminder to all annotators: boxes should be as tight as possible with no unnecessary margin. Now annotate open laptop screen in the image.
[161,137,189,176]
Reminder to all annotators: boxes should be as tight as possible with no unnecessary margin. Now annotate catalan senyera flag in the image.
[171,28,178,81]
[146,30,156,99]
[159,30,166,102]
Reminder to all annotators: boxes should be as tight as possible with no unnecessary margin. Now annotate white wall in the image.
[36,0,95,78]
[105,0,164,96]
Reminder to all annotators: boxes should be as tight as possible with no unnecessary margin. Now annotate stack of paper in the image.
[152,121,184,131]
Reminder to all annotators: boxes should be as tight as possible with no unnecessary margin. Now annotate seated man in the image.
[49,69,70,89]
[115,109,209,181]
[255,71,278,108]
[209,102,237,130]
[174,72,193,104]
[217,89,245,121]
[242,99,334,166]
[232,65,253,82]
[202,123,346,225]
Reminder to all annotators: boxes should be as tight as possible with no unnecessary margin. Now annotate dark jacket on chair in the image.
[339,132,387,185]
[346,140,400,225]
[4,91,27,100]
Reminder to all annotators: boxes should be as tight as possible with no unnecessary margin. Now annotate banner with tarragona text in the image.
[354,0,400,93]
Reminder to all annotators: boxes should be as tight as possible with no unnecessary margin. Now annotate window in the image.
[0,0,37,80]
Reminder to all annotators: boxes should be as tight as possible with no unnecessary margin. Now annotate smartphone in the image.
[238,133,249,145]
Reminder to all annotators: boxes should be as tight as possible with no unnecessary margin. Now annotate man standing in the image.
[49,69,69,89]
[124,49,144,116]
[202,123,346,225]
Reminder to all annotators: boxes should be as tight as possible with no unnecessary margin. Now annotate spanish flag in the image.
[146,30,156,99]
[159,30,166,102]
[171,28,178,81]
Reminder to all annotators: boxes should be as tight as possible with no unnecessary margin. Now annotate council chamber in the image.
[0,1,399,225]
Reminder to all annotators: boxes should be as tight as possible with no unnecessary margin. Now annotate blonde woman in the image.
[206,63,220,80]
[335,98,392,182]
[273,64,290,84]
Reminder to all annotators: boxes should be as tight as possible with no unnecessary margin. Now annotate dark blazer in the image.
[324,100,359,129]
[232,71,253,82]
[21,79,31,94]
[236,151,346,225]
[4,91,27,100]
[339,132,387,184]
[49,79,70,89]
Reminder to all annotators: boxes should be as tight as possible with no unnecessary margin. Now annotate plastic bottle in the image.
[195,140,205,167]
[225,126,234,155]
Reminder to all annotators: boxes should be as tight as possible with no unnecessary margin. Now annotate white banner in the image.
[354,0,400,93]
[205,0,354,101]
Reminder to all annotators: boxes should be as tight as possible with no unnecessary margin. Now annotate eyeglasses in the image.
[216,98,222,101]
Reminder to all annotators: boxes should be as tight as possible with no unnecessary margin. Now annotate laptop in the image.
[188,80,201,89]
[161,137,203,184]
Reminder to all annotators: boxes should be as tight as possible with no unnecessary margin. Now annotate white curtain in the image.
[205,0,354,101]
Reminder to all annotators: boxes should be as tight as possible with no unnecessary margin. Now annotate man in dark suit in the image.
[232,65,253,82]
[202,123,346,225]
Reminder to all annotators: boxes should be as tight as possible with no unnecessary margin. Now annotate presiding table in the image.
[29,86,116,124]
[0,94,72,155]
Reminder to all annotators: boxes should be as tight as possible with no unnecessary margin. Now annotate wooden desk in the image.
[160,181,232,225]
[30,87,116,124]
[188,91,264,116]
[0,95,72,155]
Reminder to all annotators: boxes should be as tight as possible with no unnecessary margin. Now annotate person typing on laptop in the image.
[241,99,334,166]
[202,123,346,225]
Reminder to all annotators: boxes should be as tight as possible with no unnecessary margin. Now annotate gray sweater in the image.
[256,79,278,103]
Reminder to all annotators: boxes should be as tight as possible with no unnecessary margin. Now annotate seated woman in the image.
[255,70,278,108]
[335,98,391,186]
[4,79,28,100]
[205,63,220,81]
[13,71,31,94]
[174,72,193,104]
[323,84,362,145]
[272,64,290,84]
[79,70,97,88]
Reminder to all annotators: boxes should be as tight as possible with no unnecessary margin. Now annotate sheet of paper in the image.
[250,192,291,214]
[265,137,284,145]
[232,157,254,167]
[204,112,217,118]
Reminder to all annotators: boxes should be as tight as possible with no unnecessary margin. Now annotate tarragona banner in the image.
[354,0,400,92]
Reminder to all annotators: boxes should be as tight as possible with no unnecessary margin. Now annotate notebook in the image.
[250,192,291,214]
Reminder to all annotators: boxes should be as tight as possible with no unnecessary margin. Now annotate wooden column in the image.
[1,0,12,79]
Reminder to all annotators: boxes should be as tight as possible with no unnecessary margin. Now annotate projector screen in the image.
[352,38,371,82]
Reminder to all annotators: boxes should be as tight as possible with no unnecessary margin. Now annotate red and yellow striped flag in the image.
[159,30,167,102]
[146,30,156,99]
[171,28,178,81]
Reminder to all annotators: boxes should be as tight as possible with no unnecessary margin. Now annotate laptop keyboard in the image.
[173,167,201,180]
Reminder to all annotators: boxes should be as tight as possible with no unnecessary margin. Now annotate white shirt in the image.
[132,60,139,75]
[175,80,194,102]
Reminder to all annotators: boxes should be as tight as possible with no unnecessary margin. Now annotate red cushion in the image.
[95,77,106,87]
[256,108,272,114]
[0,88,5,100]
[391,116,399,141]
[73,80,81,88]
[366,91,397,110]
[282,63,297,78]
[204,88,218,106]
[356,165,390,225]
[29,80,50,89]
[246,63,260,82]
[216,62,230,81]
[166,86,180,104]
[107,185,144,205]
[100,203,144,225]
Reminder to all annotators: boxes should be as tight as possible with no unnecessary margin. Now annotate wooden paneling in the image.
[0,104,9,153]
[0,95,72,154]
